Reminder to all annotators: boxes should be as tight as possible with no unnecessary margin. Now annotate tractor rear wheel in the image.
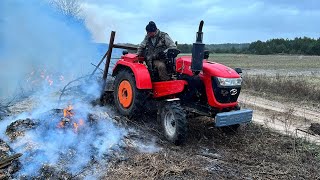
[114,70,145,117]
[160,102,187,145]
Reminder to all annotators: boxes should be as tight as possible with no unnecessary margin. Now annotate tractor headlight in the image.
[216,77,242,87]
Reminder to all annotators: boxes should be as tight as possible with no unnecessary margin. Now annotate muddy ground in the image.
[1,91,320,179]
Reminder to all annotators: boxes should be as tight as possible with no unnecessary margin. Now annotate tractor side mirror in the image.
[122,50,128,55]
[234,67,242,74]
[204,50,210,59]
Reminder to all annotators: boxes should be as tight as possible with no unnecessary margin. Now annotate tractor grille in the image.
[212,78,241,103]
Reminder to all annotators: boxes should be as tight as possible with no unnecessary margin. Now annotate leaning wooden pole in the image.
[103,31,116,80]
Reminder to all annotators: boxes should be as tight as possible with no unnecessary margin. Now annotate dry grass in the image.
[208,54,320,69]
[105,115,320,180]
[106,148,213,180]
[181,53,320,103]
[242,74,320,102]
[179,53,320,69]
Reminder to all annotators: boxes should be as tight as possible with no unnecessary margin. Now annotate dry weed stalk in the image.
[243,74,320,102]
[283,107,295,135]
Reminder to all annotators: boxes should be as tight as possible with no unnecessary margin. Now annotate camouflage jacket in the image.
[137,29,176,61]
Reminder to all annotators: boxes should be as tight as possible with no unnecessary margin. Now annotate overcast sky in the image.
[80,0,320,44]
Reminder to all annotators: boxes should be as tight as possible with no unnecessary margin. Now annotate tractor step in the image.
[215,109,253,127]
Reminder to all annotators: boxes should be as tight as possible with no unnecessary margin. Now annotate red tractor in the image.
[103,21,252,145]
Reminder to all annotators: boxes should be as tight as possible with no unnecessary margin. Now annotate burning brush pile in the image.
[0,1,161,178]
[0,90,129,179]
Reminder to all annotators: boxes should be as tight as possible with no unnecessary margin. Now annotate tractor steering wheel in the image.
[163,48,181,74]
[164,48,181,59]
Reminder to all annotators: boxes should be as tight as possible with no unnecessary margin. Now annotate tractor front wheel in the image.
[160,102,187,145]
[114,70,145,117]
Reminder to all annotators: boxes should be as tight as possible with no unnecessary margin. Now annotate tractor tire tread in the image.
[162,102,188,145]
[114,69,147,117]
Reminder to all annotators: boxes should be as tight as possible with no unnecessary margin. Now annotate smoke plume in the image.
[0,0,100,99]
[0,0,127,178]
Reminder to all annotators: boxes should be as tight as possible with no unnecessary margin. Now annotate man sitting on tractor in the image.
[137,21,177,81]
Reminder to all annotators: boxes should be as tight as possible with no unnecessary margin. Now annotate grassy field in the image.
[180,53,320,84]
[209,54,320,70]
[180,53,320,103]
[180,53,320,70]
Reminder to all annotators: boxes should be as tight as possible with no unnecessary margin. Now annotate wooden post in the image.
[103,31,116,80]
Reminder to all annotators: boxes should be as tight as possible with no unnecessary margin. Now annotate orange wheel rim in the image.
[118,80,133,108]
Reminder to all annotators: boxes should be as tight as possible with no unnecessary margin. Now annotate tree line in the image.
[177,37,320,55]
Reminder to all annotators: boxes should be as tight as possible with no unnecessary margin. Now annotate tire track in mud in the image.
[239,92,320,144]
[239,92,320,121]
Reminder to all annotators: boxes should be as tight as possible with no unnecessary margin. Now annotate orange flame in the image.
[58,121,65,128]
[63,105,74,118]
[73,122,79,132]
[58,105,85,133]
[73,119,85,133]
[79,119,84,126]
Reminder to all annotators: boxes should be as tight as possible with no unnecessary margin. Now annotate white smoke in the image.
[0,0,127,178]
[0,88,128,178]
[136,138,161,153]
[0,0,162,178]
[10,103,127,177]
[0,0,100,100]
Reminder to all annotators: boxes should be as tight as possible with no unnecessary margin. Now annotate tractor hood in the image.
[176,56,240,78]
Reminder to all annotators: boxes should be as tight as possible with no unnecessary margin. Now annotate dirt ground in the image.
[105,91,320,179]
[105,120,320,179]
[1,91,320,179]
[239,91,320,143]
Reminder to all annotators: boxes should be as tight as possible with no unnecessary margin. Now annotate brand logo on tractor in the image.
[230,89,237,95]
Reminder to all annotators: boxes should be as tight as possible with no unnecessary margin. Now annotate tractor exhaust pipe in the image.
[191,20,205,75]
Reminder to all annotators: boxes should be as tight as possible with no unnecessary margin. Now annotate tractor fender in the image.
[112,60,152,89]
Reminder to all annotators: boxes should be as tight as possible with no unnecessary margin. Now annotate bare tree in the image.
[50,0,82,17]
